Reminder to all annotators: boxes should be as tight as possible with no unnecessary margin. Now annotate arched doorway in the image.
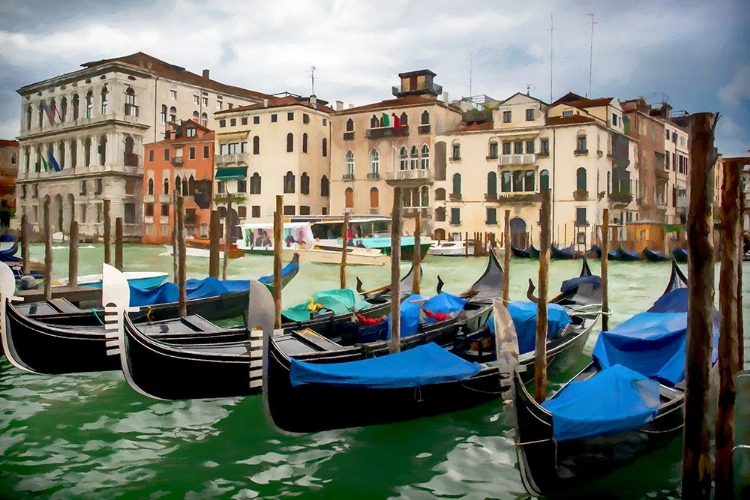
[434,228,446,241]
[53,194,64,233]
[510,217,527,249]
[63,193,75,233]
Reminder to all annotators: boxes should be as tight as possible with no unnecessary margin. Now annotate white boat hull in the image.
[283,247,389,266]
[164,245,236,259]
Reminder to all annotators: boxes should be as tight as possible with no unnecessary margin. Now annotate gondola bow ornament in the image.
[0,262,27,372]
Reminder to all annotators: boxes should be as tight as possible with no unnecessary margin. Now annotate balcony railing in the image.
[123,153,140,167]
[216,152,250,165]
[573,189,589,201]
[484,193,498,202]
[385,169,431,182]
[574,149,589,156]
[608,191,633,204]
[124,104,139,118]
[367,172,380,180]
[342,173,354,181]
[498,154,536,165]
[418,125,431,135]
[365,126,409,139]
[343,131,355,141]
[171,156,184,166]
[497,192,541,204]
[538,151,550,158]
[449,193,462,201]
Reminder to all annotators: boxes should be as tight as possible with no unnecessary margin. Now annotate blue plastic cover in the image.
[486,302,572,354]
[560,275,601,294]
[290,342,481,389]
[541,364,661,441]
[129,277,248,307]
[387,293,467,339]
[647,288,688,313]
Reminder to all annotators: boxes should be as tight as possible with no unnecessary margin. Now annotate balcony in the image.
[216,153,250,165]
[385,168,433,187]
[497,192,541,204]
[573,189,589,201]
[159,194,171,204]
[403,207,432,219]
[144,216,154,224]
[124,104,139,118]
[365,126,409,139]
[418,125,431,135]
[343,131,355,141]
[342,173,354,181]
[538,151,550,158]
[367,172,380,180]
[574,149,589,156]
[484,193,498,202]
[160,216,169,224]
[448,193,462,202]
[392,82,442,97]
[144,194,154,203]
[498,154,536,166]
[123,153,139,167]
[608,191,633,205]
[171,156,184,167]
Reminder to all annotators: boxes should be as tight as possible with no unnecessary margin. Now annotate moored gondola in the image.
[672,247,688,263]
[608,246,640,261]
[642,247,668,262]
[511,244,540,259]
[510,260,699,496]
[550,244,577,260]
[587,245,602,259]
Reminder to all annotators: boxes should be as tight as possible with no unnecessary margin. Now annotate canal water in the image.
[0,244,748,499]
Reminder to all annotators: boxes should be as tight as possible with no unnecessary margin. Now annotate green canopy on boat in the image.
[282,288,373,322]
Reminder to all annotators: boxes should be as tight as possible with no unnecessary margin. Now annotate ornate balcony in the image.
[608,190,633,205]
[385,168,433,187]
[367,172,380,180]
[497,192,541,204]
[216,152,250,166]
[448,193,462,202]
[498,154,536,166]
[573,189,589,201]
[343,131,355,141]
[342,173,354,181]
[484,193,498,202]
[418,125,431,135]
[171,156,184,167]
[365,126,409,139]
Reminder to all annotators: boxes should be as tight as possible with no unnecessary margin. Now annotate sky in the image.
[0,0,748,155]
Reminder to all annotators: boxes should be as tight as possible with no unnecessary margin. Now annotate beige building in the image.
[14,52,269,239]
[213,94,333,224]
[329,70,462,234]
[434,92,638,252]
[0,139,19,227]
[655,104,690,225]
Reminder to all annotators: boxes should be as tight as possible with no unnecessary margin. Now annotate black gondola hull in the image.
[642,248,668,262]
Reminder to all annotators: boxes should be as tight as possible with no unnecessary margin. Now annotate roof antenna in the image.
[310,66,317,95]
[587,13,597,98]
[549,13,554,102]
[469,53,473,97]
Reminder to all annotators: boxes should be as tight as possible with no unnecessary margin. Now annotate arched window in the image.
[125,87,136,117]
[524,170,535,192]
[283,171,295,193]
[169,106,176,123]
[370,187,379,208]
[38,102,44,127]
[487,172,497,196]
[124,135,134,155]
[99,135,107,165]
[253,136,260,155]
[189,175,195,196]
[435,188,446,201]
[540,169,550,191]
[49,98,56,124]
[100,86,108,115]
[420,186,429,207]
[488,141,498,159]
[420,145,430,169]
[250,173,261,194]
[410,146,419,170]
[345,151,354,176]
[322,138,328,157]
[26,105,32,130]
[301,172,310,194]
[182,177,188,195]
[302,133,308,153]
[369,149,379,174]
[148,178,154,195]
[60,97,68,122]
[321,175,330,197]
[72,94,80,120]
[576,167,587,191]
[400,112,408,126]
[58,140,65,169]
[163,177,170,195]
[421,110,430,125]
[160,105,167,123]
[286,133,294,152]
[345,187,354,208]
[175,175,182,194]
[23,146,29,172]
[193,111,199,120]
[201,112,207,127]
[84,137,91,167]
[452,173,461,195]
[346,118,354,132]
[607,171,611,194]
[435,206,446,222]
[70,140,77,168]
[370,115,379,128]
[399,146,408,170]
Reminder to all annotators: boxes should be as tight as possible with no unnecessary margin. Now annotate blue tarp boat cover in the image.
[541,364,661,441]
[560,275,601,294]
[387,293,467,339]
[647,288,688,313]
[282,288,373,322]
[290,342,481,389]
[486,302,572,354]
[129,277,250,307]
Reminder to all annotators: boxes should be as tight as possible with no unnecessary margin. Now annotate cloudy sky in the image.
[0,0,748,155]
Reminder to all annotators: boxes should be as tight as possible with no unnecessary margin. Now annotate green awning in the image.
[665,224,684,233]
[215,166,248,180]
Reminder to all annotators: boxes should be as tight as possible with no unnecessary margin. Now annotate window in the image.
[420,145,430,169]
[25,105,32,130]
[489,141,498,159]
[524,170,535,192]
[169,106,176,123]
[576,167,587,191]
[369,149,379,174]
[193,95,199,105]
[203,145,210,158]
[512,171,523,192]
[399,147,408,170]
[201,113,207,127]
[216,101,223,110]
[147,178,154,195]
[202,97,208,107]
[219,119,226,128]
[241,141,247,153]
[576,207,587,225]
[612,113,618,126]
[188,175,195,196]
[346,119,354,132]
[501,171,512,192]
[253,116,260,125]
[451,208,461,224]
[252,206,261,218]
[576,135,587,152]
[400,112,408,126]
[287,112,294,121]
[283,171,295,193]
[189,147,195,160]
[370,187,379,208]
[161,204,169,216]
[345,151,354,176]
[503,111,511,123]
[124,203,136,224]
[95,179,103,195]
[241,117,248,125]
[163,177,169,195]
[86,91,94,119]
[169,90,177,99]
[217,181,225,194]
[452,143,461,160]
[80,180,88,196]
[237,179,247,193]
[526,141,535,154]
[502,142,511,155]
[345,187,354,208]
[271,114,277,123]
[410,146,419,170]
[487,172,497,196]
[98,135,107,165]
[145,203,154,216]
[192,111,199,121]
[526,109,534,121]
[101,86,108,115]
[301,173,310,194]
[540,138,550,156]
[60,97,68,122]
[302,133,308,153]
[321,175,329,197]
[322,138,327,157]
[452,173,461,195]
[230,118,236,126]
[322,118,327,126]
[286,133,294,152]
[72,94,79,121]
[303,113,310,124]
[540,169,550,190]
[421,110,430,124]
[163,148,170,160]
[252,136,260,155]
[175,175,182,194]
[563,110,574,118]
[486,207,497,224]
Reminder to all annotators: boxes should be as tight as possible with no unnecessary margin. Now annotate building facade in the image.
[0,139,19,227]
[329,70,463,235]
[14,52,268,240]
[142,121,215,244]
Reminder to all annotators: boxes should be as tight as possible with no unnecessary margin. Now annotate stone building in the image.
[14,52,269,240]
[212,94,333,225]
[0,139,19,227]
[142,120,215,244]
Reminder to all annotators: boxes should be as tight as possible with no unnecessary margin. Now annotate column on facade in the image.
[63,139,71,170]
[108,132,118,169]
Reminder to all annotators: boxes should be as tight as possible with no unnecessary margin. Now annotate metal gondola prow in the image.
[0,261,28,372]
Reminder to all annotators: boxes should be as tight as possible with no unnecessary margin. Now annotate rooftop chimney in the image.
[442,91,449,103]
[202,69,210,79]
[336,100,344,111]
[348,103,354,109]
[310,95,317,108]
[263,98,269,108]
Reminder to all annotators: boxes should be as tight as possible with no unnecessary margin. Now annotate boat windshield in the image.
[311,219,391,240]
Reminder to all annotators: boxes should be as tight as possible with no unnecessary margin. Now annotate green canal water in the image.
[1,244,748,499]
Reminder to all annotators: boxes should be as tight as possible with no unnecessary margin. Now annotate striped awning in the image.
[215,166,248,180]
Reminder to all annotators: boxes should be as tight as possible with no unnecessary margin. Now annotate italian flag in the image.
[381,112,390,127]
[41,156,49,172]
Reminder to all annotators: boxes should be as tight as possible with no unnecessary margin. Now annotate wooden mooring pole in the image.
[503,210,511,302]
[389,187,402,354]
[681,112,718,500]
[340,211,349,289]
[103,199,111,265]
[412,210,421,294]
[273,195,283,329]
[715,158,742,499]
[43,197,52,300]
[21,214,30,276]
[222,200,232,280]
[534,189,551,402]
[601,209,610,331]
[68,220,78,287]
[115,217,124,271]
[208,210,220,278]
[176,196,187,317]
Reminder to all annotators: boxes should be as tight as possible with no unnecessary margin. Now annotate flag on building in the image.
[41,156,49,172]
[392,113,400,128]
[381,112,390,127]
[41,100,56,125]
[48,148,60,172]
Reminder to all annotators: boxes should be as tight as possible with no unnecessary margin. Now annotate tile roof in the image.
[215,95,335,115]
[0,140,19,147]
[336,94,459,115]
[145,120,215,146]
[546,115,597,126]
[81,52,271,101]
[552,92,613,109]
[457,122,494,132]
